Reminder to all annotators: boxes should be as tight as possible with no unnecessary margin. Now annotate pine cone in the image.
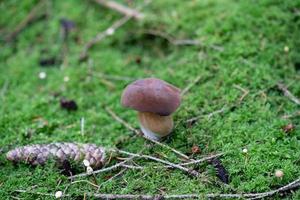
[6,143,106,168]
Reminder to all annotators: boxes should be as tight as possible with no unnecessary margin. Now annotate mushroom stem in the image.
[138,112,173,141]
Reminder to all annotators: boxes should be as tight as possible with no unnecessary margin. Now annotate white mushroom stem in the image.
[138,112,173,141]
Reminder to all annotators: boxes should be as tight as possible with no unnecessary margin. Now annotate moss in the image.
[1,0,300,199]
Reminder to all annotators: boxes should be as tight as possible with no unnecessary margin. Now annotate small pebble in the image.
[55,191,63,198]
[275,169,284,178]
[38,72,47,79]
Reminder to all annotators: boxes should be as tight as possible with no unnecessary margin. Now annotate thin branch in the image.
[120,164,143,169]
[180,75,202,96]
[233,84,249,103]
[69,155,136,179]
[94,0,144,19]
[121,152,222,169]
[79,15,131,61]
[14,177,300,199]
[139,29,223,50]
[139,29,201,46]
[63,180,100,195]
[80,117,85,136]
[92,72,135,81]
[0,80,9,100]
[113,149,201,177]
[79,0,151,61]
[186,106,227,124]
[105,106,191,160]
[105,106,139,135]
[282,110,300,119]
[277,83,300,105]
[5,0,47,42]
[179,153,223,166]
[99,168,128,187]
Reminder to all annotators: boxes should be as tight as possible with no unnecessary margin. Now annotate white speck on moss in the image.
[55,191,63,198]
[63,76,69,82]
[284,46,289,52]
[106,28,115,35]
[39,72,47,79]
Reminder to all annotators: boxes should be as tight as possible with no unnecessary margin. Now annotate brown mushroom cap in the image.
[121,78,181,116]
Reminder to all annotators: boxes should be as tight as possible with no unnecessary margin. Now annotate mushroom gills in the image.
[138,112,173,141]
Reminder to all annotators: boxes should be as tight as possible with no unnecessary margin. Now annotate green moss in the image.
[1,0,300,199]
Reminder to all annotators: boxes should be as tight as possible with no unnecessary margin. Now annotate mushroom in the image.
[121,78,181,141]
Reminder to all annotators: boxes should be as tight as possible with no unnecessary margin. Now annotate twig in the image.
[92,72,135,81]
[233,84,249,103]
[79,15,130,61]
[14,177,300,199]
[120,164,143,169]
[100,168,128,187]
[139,29,223,50]
[180,75,202,96]
[94,0,144,19]
[113,149,201,177]
[139,29,200,46]
[179,153,223,166]
[63,180,100,195]
[0,80,9,100]
[79,0,151,61]
[69,155,136,179]
[15,190,56,197]
[105,107,191,160]
[186,106,227,124]
[80,117,85,136]
[282,110,300,119]
[105,107,140,135]
[120,152,222,169]
[5,0,47,42]
[277,83,300,105]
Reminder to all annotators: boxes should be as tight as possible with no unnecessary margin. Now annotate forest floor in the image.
[1,0,300,199]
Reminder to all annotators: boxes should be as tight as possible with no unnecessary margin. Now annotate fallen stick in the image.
[70,149,203,179]
[69,155,136,179]
[186,106,227,124]
[79,0,151,61]
[0,80,9,100]
[15,177,300,199]
[5,0,47,42]
[105,106,191,160]
[179,153,223,166]
[92,72,135,81]
[94,0,144,19]
[138,29,223,50]
[63,180,100,195]
[277,83,300,105]
[180,75,202,96]
[113,149,201,177]
[233,84,249,103]
[282,110,300,119]
[79,15,131,61]
[139,29,201,46]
